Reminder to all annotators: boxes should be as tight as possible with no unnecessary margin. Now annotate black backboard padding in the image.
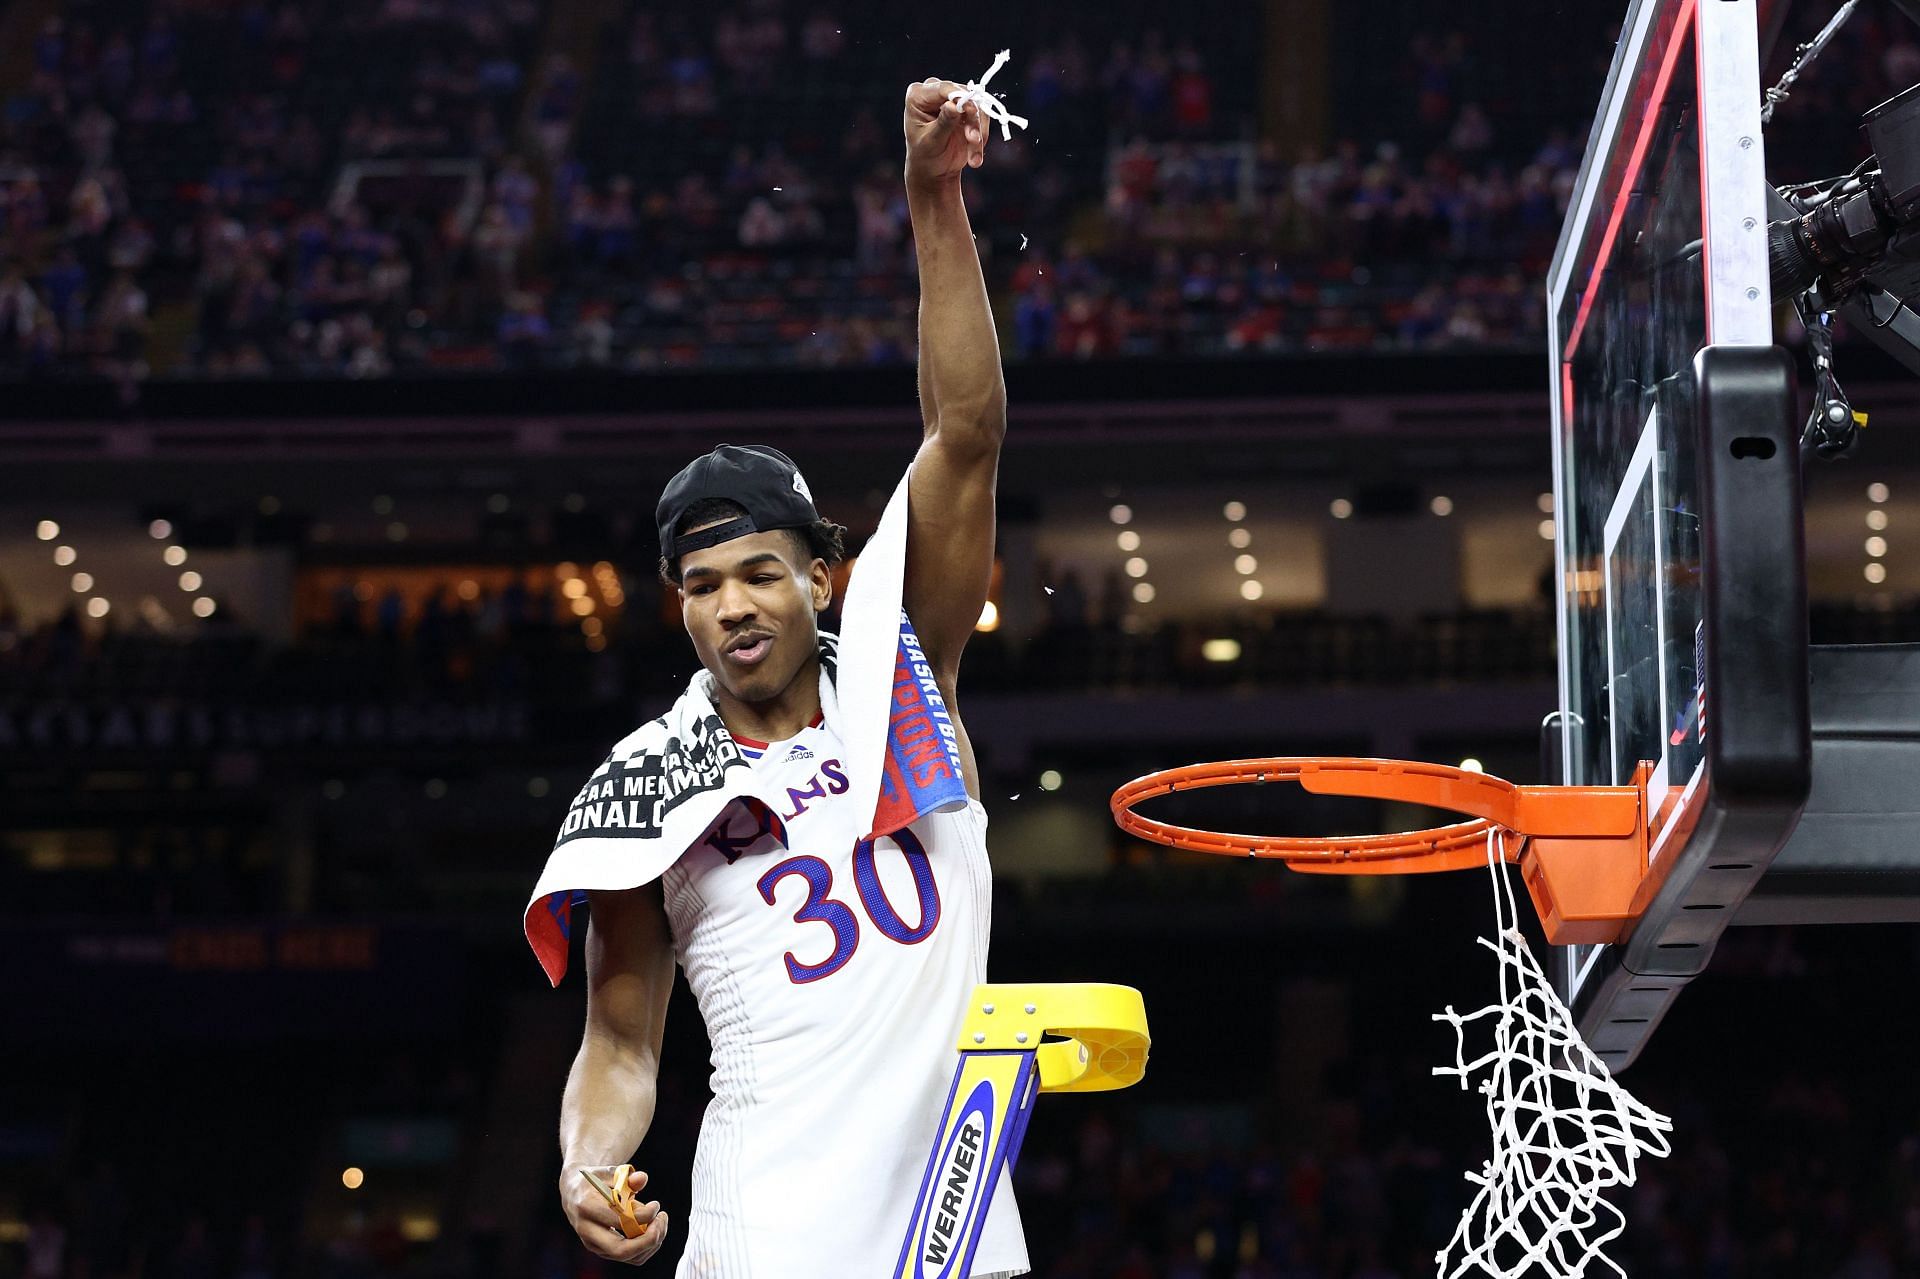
[1559,345,1811,1071]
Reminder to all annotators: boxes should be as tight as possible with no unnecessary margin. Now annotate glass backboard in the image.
[1549,0,1806,1069]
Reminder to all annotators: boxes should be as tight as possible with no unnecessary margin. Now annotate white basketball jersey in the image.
[660,712,1029,1278]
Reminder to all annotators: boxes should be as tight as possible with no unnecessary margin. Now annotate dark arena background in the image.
[7,0,1920,1276]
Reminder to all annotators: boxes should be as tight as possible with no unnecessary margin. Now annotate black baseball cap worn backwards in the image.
[657,444,820,560]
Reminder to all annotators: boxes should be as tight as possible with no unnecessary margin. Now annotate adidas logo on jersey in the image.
[786,745,815,762]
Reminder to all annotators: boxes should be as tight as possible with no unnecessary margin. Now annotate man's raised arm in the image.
[900,77,1006,685]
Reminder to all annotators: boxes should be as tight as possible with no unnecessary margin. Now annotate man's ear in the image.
[810,560,833,613]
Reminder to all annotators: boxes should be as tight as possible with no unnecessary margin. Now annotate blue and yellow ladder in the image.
[894,983,1150,1278]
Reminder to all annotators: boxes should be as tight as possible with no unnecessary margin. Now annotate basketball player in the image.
[554,79,1026,1274]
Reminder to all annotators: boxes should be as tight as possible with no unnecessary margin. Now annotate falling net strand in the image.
[948,49,1030,141]
[1431,831,1673,1279]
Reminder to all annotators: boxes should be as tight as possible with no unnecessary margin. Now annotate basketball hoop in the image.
[1110,756,1653,945]
[1111,756,1674,1279]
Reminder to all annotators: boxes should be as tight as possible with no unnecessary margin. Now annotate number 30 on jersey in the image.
[755,831,941,983]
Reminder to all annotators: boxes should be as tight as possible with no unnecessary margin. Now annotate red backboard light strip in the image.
[1562,0,1698,365]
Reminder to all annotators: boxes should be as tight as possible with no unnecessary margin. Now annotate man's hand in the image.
[903,79,987,190]
[560,1164,669,1265]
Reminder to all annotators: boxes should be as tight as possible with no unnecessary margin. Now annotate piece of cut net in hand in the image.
[1432,832,1674,1279]
[947,49,1029,141]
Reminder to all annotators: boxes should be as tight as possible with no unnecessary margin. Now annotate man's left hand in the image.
[903,78,987,189]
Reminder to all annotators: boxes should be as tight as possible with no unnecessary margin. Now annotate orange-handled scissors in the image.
[579,1164,645,1239]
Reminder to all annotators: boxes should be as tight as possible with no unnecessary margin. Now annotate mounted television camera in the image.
[1770,82,1920,299]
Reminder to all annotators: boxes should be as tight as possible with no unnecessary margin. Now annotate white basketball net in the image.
[1431,832,1674,1279]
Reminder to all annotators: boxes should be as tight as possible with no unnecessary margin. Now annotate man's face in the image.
[677,529,831,705]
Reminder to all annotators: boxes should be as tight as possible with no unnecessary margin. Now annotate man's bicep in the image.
[906,434,998,674]
[583,882,675,1065]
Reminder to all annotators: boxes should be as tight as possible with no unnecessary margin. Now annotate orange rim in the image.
[1110,757,1639,870]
